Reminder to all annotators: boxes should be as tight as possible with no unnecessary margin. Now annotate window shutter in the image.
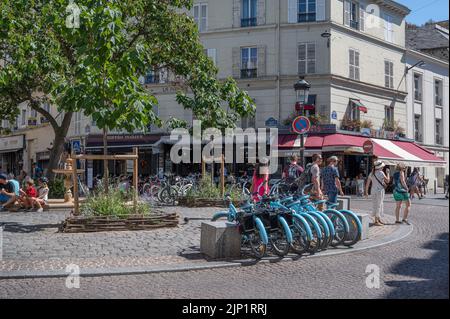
[232,47,241,78]
[316,0,326,21]
[344,0,351,26]
[257,45,266,77]
[257,0,265,25]
[355,51,360,80]
[359,3,365,31]
[307,43,316,74]
[194,5,199,24]
[298,43,306,74]
[288,0,298,23]
[201,4,208,32]
[233,0,241,27]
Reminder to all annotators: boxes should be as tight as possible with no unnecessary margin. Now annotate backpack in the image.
[297,163,313,190]
[288,163,302,179]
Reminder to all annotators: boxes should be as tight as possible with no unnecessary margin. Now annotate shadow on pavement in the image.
[0,222,61,233]
[385,232,449,299]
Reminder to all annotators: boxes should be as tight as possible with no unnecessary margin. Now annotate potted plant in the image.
[361,120,373,129]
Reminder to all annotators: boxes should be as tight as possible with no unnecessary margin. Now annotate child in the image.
[33,177,49,213]
[19,179,37,211]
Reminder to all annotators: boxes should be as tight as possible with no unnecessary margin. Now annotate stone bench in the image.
[200,221,241,259]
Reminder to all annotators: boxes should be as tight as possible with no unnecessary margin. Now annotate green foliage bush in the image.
[81,189,151,219]
[185,175,247,201]
[48,178,65,199]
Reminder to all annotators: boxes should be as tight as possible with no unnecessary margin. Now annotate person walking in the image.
[365,160,390,226]
[393,163,411,225]
[321,156,344,204]
[408,168,423,200]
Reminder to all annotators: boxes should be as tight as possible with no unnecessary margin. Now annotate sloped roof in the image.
[407,23,449,50]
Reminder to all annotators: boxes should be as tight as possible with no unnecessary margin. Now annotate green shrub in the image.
[185,175,247,201]
[48,178,65,199]
[80,189,151,218]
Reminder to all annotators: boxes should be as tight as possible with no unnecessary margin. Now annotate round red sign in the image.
[363,140,374,154]
[292,116,311,135]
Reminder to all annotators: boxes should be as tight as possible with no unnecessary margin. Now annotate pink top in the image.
[252,174,269,202]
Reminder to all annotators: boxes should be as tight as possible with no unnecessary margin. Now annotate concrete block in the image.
[200,221,241,259]
[337,196,351,210]
[356,213,370,241]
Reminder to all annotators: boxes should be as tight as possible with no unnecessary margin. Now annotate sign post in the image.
[363,140,374,178]
[292,116,311,167]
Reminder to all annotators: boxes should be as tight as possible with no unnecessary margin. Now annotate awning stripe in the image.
[371,139,423,162]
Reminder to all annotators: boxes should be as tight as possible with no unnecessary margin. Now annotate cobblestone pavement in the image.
[0,199,447,298]
[1,203,399,274]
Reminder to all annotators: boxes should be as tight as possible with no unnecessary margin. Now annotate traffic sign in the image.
[292,116,311,135]
[363,140,374,154]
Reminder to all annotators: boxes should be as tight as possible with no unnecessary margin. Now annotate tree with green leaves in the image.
[0,0,255,180]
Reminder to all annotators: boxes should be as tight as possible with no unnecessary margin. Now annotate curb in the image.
[0,223,413,279]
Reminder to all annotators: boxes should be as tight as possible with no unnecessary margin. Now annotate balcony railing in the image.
[298,13,316,23]
[350,20,359,30]
[241,68,257,79]
[414,91,422,101]
[241,17,257,27]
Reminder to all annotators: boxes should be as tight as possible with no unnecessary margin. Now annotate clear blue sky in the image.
[397,0,449,25]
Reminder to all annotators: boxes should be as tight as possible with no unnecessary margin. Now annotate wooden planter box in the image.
[61,212,179,233]
[178,197,242,208]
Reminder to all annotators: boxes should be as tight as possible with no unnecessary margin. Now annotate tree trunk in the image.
[47,112,73,180]
[103,128,109,193]
[47,132,66,180]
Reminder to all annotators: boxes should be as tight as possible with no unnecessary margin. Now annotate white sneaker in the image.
[36,208,44,213]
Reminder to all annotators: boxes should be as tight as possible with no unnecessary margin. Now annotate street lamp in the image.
[293,77,311,168]
[294,77,311,115]
[405,60,426,74]
[321,29,332,48]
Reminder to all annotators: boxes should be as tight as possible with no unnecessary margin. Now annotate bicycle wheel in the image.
[269,217,292,257]
[247,217,268,259]
[299,213,322,254]
[340,210,362,247]
[322,209,349,247]
[308,212,330,250]
[290,214,312,255]
[316,211,336,247]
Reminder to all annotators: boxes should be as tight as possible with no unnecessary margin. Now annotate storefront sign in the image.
[72,140,82,154]
[0,135,24,151]
[363,140,374,154]
[265,117,278,127]
[292,116,311,135]
[308,124,337,135]
[36,151,50,161]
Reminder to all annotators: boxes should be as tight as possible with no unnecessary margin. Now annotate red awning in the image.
[278,133,446,167]
[278,135,323,148]
[322,134,446,167]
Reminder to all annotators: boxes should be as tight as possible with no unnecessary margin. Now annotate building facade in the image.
[405,22,449,188]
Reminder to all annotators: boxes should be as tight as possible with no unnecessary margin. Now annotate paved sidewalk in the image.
[0,206,412,278]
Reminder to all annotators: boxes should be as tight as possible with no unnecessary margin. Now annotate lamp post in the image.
[294,77,311,167]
